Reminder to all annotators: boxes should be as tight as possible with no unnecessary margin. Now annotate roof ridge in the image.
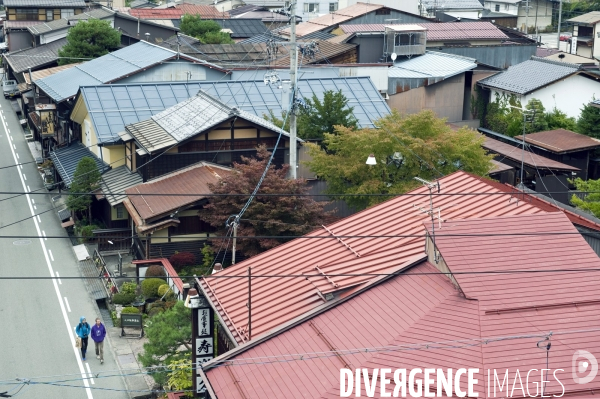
[531,55,581,69]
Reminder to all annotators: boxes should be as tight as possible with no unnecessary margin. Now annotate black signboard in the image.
[120,313,144,338]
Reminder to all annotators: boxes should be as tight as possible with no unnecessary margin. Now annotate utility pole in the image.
[289,0,298,179]
[231,222,237,265]
[556,0,563,50]
[524,0,530,34]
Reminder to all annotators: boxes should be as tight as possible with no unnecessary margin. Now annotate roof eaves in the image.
[200,253,427,356]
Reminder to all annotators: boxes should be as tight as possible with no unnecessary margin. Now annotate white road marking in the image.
[48,249,54,261]
[64,297,71,312]
[55,271,61,284]
[12,144,15,150]
[34,205,37,210]
[85,363,95,384]
[31,198,35,204]
[10,136,13,140]
[23,174,26,180]
[15,153,18,159]
[42,230,47,240]
[37,215,41,223]
[0,110,95,399]
[26,185,30,192]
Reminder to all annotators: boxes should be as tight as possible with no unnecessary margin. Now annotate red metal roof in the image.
[339,21,509,41]
[199,171,563,346]
[125,162,231,221]
[129,5,228,19]
[132,258,184,293]
[203,212,600,398]
[515,129,600,154]
[483,136,579,171]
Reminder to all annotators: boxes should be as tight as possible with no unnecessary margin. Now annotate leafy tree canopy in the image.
[58,19,120,65]
[571,178,600,218]
[198,146,329,257]
[265,90,358,141]
[66,157,101,221]
[138,301,191,386]
[577,99,600,139]
[179,14,233,44]
[305,110,494,210]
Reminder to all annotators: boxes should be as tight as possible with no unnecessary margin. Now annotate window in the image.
[15,8,38,21]
[304,3,319,13]
[116,205,124,219]
[61,9,74,19]
[329,2,338,11]
[375,8,391,15]
[46,9,53,20]
[505,3,509,10]
[495,4,500,11]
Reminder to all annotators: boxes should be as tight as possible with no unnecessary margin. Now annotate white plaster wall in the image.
[484,1,518,16]
[337,0,419,14]
[490,74,600,119]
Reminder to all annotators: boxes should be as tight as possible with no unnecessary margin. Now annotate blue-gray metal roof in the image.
[4,0,85,7]
[49,142,110,188]
[478,57,580,95]
[211,18,269,38]
[238,31,287,44]
[389,51,476,79]
[35,41,181,102]
[79,76,390,144]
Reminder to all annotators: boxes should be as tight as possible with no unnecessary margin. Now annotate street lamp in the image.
[366,154,377,165]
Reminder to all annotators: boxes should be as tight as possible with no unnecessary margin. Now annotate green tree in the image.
[577,100,600,138]
[483,93,523,137]
[306,110,494,210]
[179,14,233,44]
[265,89,358,141]
[525,98,548,134]
[138,301,192,386]
[198,145,328,257]
[166,357,193,397]
[545,107,577,131]
[571,178,600,217]
[58,19,121,65]
[66,157,101,222]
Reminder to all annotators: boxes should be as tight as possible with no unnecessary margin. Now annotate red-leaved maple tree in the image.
[199,145,329,258]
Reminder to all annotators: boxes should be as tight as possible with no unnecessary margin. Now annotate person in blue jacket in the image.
[91,317,106,364]
[75,316,91,361]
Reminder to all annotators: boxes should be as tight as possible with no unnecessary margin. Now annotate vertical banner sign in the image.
[192,294,215,397]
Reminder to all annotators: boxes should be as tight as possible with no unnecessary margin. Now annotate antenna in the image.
[414,177,441,263]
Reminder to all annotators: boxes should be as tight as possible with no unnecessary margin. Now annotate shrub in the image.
[141,278,166,298]
[121,306,140,314]
[169,252,196,272]
[148,307,165,318]
[147,301,165,312]
[112,292,135,305]
[158,284,170,297]
[120,282,137,295]
[146,265,166,278]
[78,224,99,243]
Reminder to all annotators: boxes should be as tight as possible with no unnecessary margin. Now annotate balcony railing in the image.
[393,44,426,56]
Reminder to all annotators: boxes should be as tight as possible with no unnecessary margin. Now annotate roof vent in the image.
[212,263,223,274]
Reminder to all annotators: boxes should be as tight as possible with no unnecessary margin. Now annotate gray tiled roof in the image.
[4,0,85,7]
[100,165,143,206]
[49,142,110,188]
[77,77,390,145]
[237,31,286,44]
[211,18,269,38]
[4,38,67,73]
[130,0,157,8]
[28,8,115,35]
[478,57,580,95]
[127,90,294,153]
[35,41,182,102]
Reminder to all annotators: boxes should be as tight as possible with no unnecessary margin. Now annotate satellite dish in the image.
[390,52,397,61]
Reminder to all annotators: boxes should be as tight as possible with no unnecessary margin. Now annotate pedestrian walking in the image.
[91,317,106,364]
[75,316,91,361]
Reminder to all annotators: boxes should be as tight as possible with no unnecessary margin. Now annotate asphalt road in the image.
[0,93,129,398]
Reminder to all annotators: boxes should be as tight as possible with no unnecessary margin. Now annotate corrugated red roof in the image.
[203,212,600,398]
[339,21,509,41]
[515,129,600,153]
[484,136,579,171]
[129,4,227,19]
[125,162,231,221]
[199,171,563,346]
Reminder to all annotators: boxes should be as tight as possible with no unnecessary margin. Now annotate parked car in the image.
[2,79,17,99]
[560,32,572,41]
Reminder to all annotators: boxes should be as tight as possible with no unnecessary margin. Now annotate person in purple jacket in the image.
[91,317,107,364]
